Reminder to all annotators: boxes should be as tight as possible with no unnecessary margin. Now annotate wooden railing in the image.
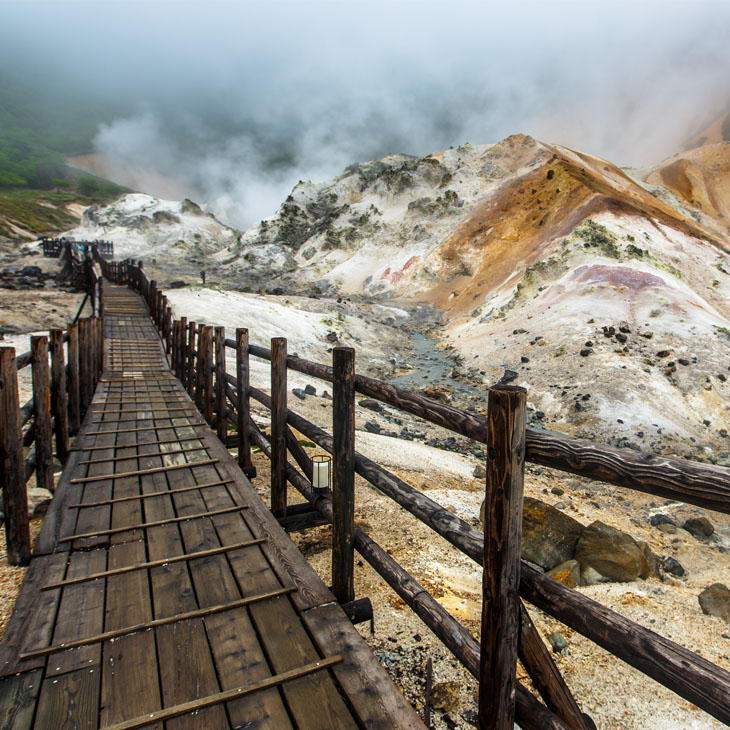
[0,260,103,566]
[100,258,730,729]
[41,237,113,259]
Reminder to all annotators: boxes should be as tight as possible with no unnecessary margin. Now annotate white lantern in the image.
[312,454,331,494]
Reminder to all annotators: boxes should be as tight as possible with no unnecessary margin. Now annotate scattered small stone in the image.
[521,355,530,363]
[325,331,338,343]
[546,559,581,587]
[461,709,478,727]
[678,358,690,366]
[473,463,487,479]
[584,341,594,347]
[650,514,676,527]
[498,369,518,384]
[364,421,382,434]
[699,584,730,621]
[431,681,460,712]
[550,487,565,496]
[548,632,569,653]
[663,557,685,577]
[619,321,631,333]
[656,350,672,358]
[615,333,628,344]
[682,517,714,539]
[292,388,307,400]
[580,348,593,357]
[304,384,316,395]
[358,399,383,413]
[640,330,654,339]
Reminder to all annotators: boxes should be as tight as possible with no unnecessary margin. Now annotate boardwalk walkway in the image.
[0,283,425,730]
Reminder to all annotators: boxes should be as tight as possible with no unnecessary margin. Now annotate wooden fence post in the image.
[478,384,526,730]
[332,347,356,604]
[194,325,206,410]
[165,304,172,355]
[187,321,197,398]
[203,325,214,424]
[0,348,31,565]
[31,336,54,494]
[79,319,91,412]
[236,328,256,478]
[67,322,80,435]
[178,317,187,384]
[50,329,69,463]
[149,280,157,320]
[271,337,287,517]
[214,327,227,441]
[171,320,179,377]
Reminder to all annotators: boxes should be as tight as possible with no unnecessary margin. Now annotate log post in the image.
[149,280,157,322]
[67,321,80,435]
[0,348,31,565]
[203,326,214,424]
[332,347,356,604]
[187,321,197,398]
[271,337,287,517]
[214,326,227,441]
[165,304,172,355]
[78,318,91,413]
[478,384,526,730]
[236,328,256,478]
[50,329,69,463]
[156,291,163,331]
[171,320,179,377]
[178,317,187,385]
[194,325,206,410]
[31,336,54,493]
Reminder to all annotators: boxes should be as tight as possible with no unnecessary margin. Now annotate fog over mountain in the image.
[2,0,730,227]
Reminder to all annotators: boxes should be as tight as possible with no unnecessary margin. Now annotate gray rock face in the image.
[521,497,585,571]
[575,520,644,582]
[698,583,730,621]
[27,487,53,518]
[548,632,569,653]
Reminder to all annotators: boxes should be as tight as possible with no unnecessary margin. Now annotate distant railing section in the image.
[99,257,730,729]
[41,237,113,259]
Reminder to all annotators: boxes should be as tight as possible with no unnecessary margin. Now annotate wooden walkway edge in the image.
[0,283,425,730]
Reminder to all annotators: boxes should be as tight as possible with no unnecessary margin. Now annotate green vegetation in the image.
[569,219,621,258]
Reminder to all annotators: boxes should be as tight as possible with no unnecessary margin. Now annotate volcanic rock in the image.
[521,497,585,571]
[575,521,644,582]
[698,584,730,621]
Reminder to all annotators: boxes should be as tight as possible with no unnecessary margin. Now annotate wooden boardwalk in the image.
[0,284,425,730]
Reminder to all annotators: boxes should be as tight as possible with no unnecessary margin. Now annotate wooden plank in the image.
[302,602,427,730]
[100,657,342,730]
[143,470,229,730]
[332,347,355,604]
[270,337,287,517]
[43,538,265,589]
[100,538,162,730]
[32,666,100,730]
[78,444,209,464]
[23,588,295,659]
[59,504,246,543]
[44,548,107,676]
[0,670,42,730]
[187,321,197,398]
[78,319,91,412]
[479,384,526,730]
[0,348,30,565]
[68,478,231,507]
[0,553,66,675]
[69,458,218,483]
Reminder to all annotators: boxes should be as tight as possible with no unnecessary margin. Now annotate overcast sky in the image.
[2,0,729,227]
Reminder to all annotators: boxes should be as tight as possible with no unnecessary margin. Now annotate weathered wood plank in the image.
[0,670,42,730]
[50,329,70,462]
[32,666,100,730]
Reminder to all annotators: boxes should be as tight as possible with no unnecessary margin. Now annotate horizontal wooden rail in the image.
[239,342,730,514]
